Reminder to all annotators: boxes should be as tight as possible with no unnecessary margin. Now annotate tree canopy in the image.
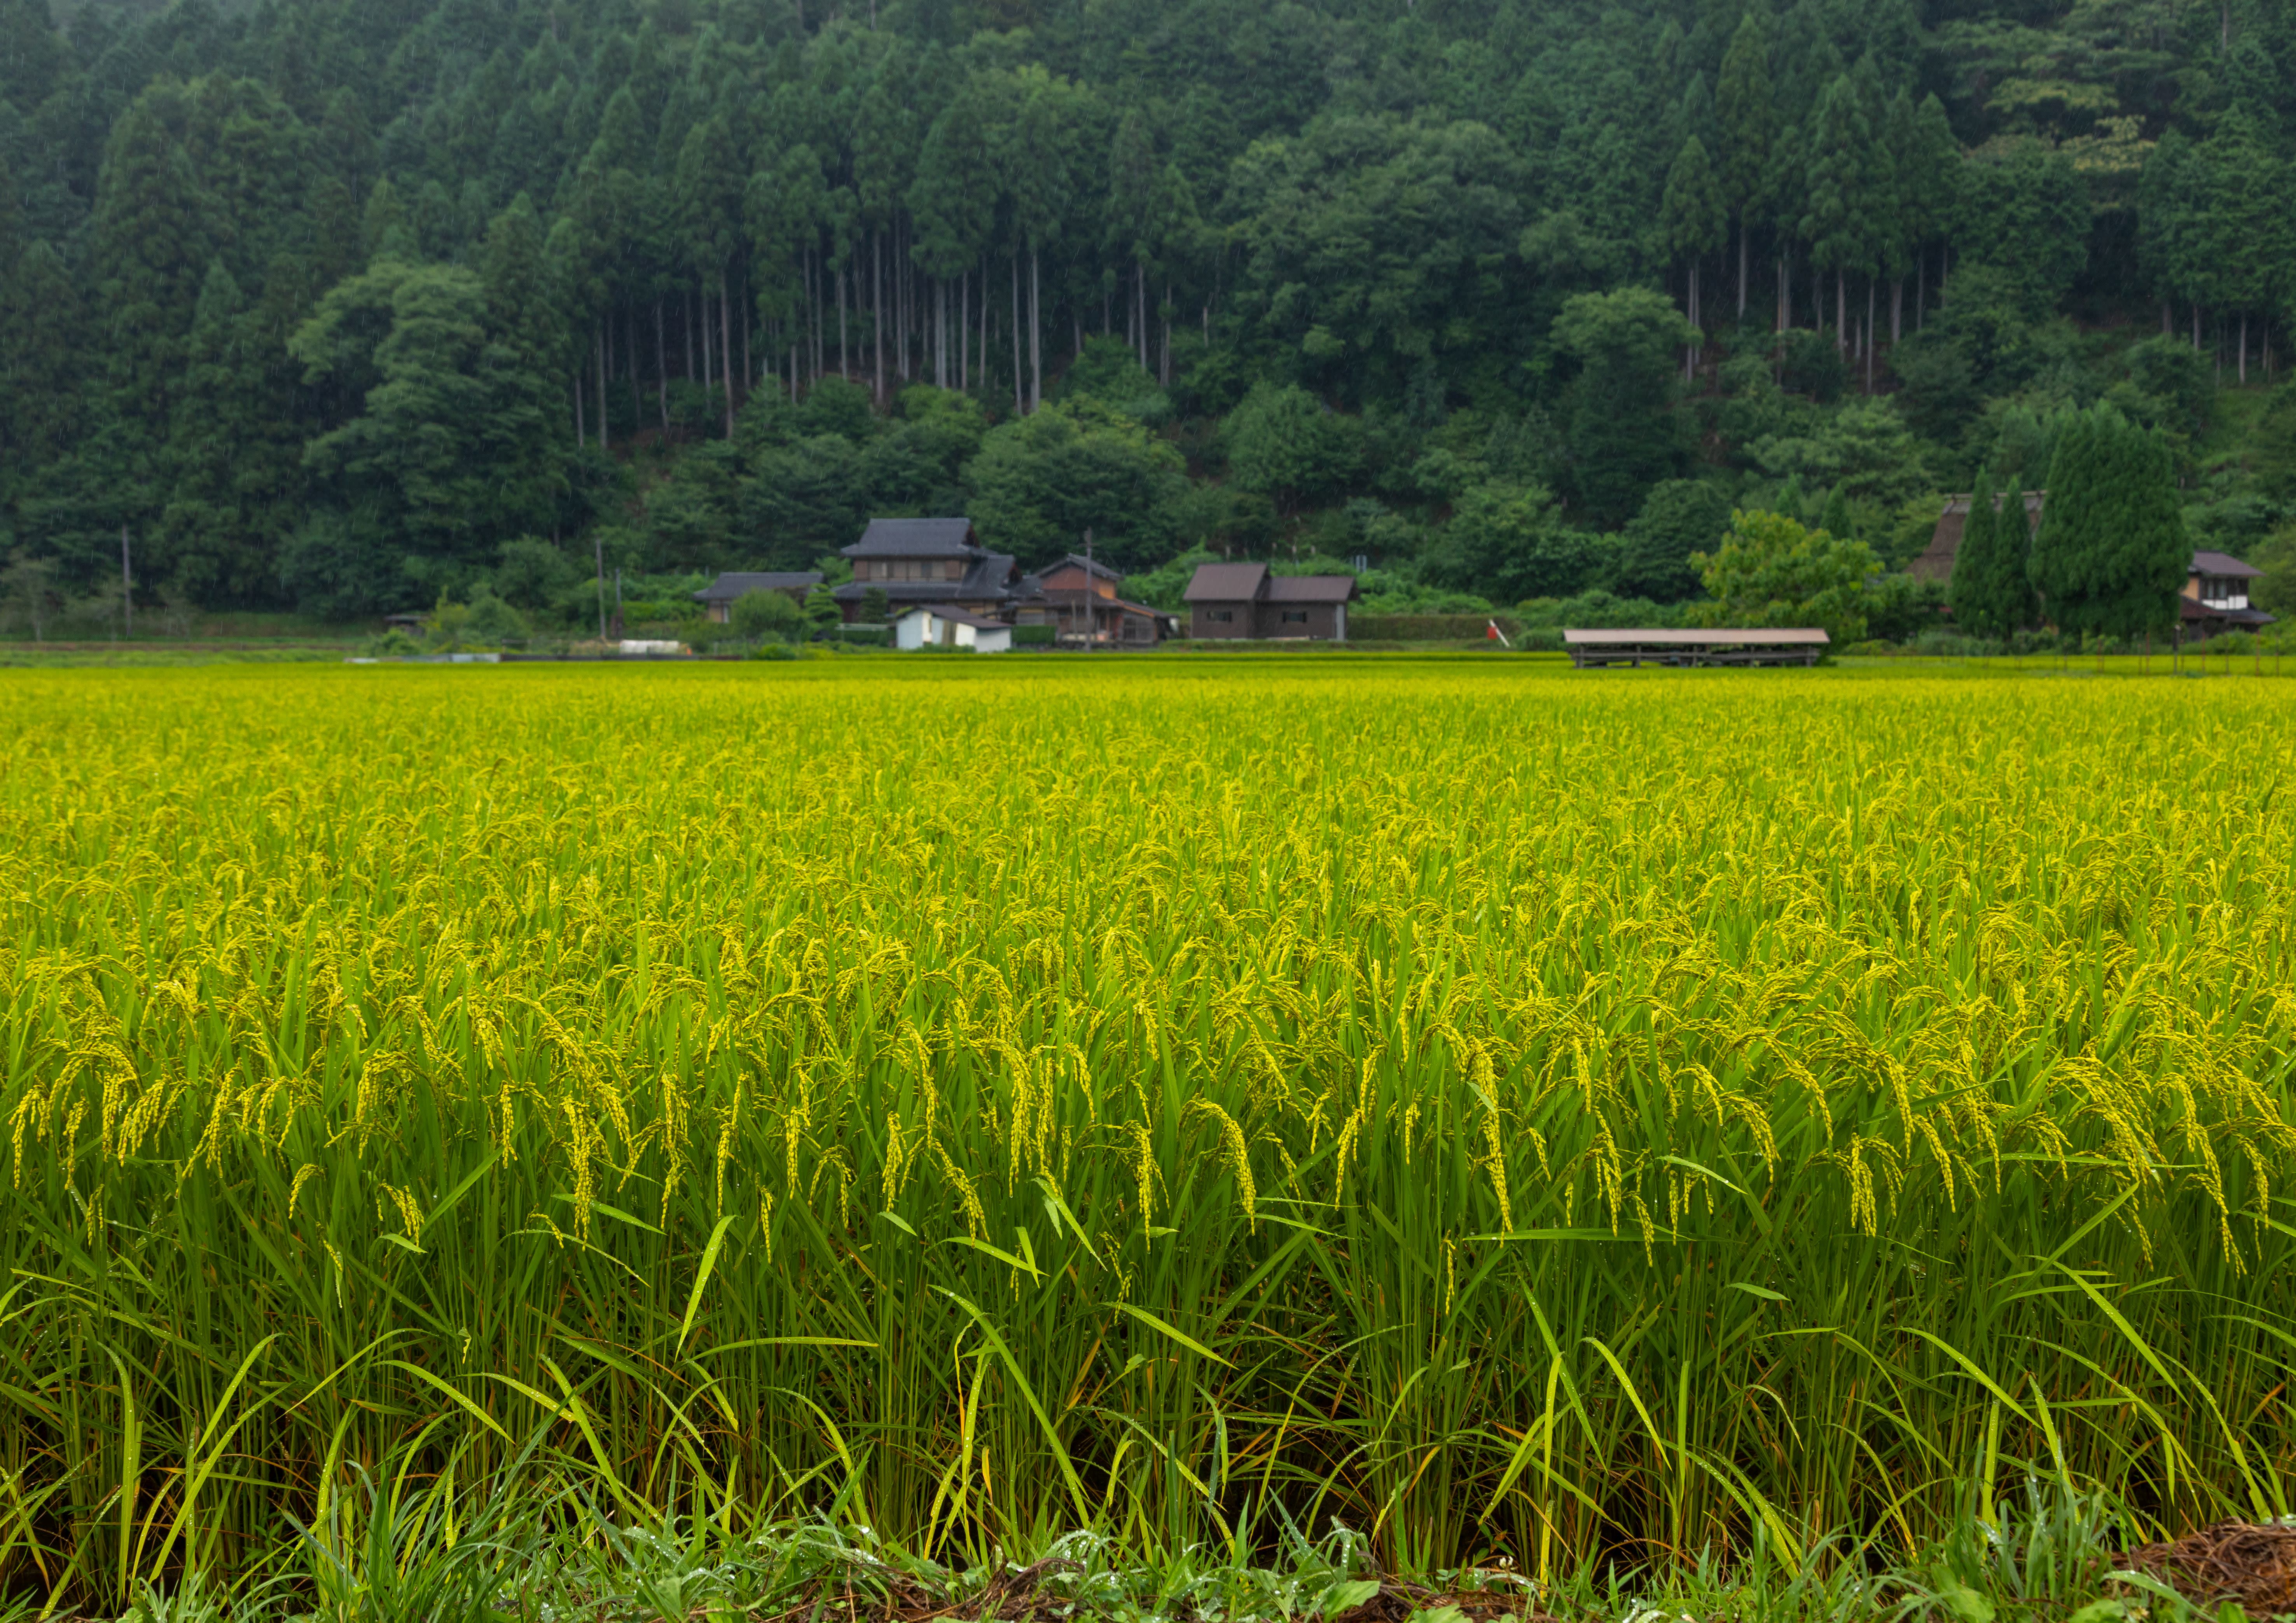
[0,0,2279,639]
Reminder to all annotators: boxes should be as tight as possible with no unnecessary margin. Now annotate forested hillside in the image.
[3,0,2296,632]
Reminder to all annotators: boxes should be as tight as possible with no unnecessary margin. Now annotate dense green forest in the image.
[3,0,2296,634]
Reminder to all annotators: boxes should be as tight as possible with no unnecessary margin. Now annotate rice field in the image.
[2,659,2293,1613]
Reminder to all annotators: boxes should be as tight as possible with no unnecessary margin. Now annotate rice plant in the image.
[0,660,2290,1613]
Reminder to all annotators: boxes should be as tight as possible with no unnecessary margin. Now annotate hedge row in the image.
[1349,614,1521,642]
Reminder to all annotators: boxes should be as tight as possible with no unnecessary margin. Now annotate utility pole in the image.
[595,534,608,642]
[121,525,133,639]
[1083,527,1093,651]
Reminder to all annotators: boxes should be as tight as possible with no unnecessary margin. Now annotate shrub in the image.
[731,588,804,639]
[1011,623,1057,647]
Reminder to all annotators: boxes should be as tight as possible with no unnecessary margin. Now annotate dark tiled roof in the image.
[1265,574,1359,604]
[832,553,1018,604]
[2191,550,2264,578]
[693,571,823,603]
[2180,599,2274,625]
[842,517,979,558]
[1183,562,1269,602]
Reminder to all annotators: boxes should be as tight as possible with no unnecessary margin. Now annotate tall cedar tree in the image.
[1661,135,1726,342]
[2030,407,2187,640]
[1948,464,2016,637]
[1948,464,1996,631]
[1714,1,1777,316]
[1988,482,2038,632]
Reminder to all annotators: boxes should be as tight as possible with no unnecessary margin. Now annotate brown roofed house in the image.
[1182,562,1359,640]
[1010,553,1170,646]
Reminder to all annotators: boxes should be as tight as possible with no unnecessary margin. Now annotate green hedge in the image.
[1350,614,1520,642]
[1010,624,1057,646]
[823,624,889,647]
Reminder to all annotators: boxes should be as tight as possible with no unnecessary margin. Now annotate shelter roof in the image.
[1562,628,1830,646]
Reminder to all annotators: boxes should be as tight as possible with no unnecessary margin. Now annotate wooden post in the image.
[121,525,132,639]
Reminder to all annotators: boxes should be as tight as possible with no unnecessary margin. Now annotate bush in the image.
[360,628,423,657]
[1011,623,1057,647]
[748,641,798,661]
[823,624,889,647]
[730,588,803,639]
[467,592,529,645]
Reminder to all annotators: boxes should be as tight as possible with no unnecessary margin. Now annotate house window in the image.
[1281,610,1309,623]
[1207,609,1234,623]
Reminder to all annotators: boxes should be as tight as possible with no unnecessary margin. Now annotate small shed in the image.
[891,604,1012,653]
[1564,628,1829,667]
[693,571,824,623]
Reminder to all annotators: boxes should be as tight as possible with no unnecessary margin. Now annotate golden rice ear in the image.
[2,661,2290,1601]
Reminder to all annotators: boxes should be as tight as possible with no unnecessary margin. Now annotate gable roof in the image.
[1265,574,1360,604]
[1043,553,1124,581]
[1183,562,1269,602]
[842,517,979,558]
[2191,550,2263,578]
[692,571,823,604]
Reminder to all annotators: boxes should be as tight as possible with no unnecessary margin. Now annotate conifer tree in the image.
[481,195,567,525]
[1714,0,1776,317]
[92,86,228,443]
[2030,406,2186,641]
[1800,74,1872,353]
[1948,463,1999,634]
[1817,483,1854,541]
[1989,481,2037,632]
[1661,134,1726,353]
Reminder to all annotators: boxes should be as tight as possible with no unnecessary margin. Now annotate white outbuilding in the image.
[890,604,1012,653]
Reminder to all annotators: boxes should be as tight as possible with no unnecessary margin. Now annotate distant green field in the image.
[1,662,2290,1613]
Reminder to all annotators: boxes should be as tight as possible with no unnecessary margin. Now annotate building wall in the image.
[1191,602,1255,639]
[1256,602,1344,639]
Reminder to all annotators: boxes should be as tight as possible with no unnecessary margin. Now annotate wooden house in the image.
[832,518,1021,622]
[1011,553,1170,646]
[1182,562,1359,640]
[2181,550,2275,638]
